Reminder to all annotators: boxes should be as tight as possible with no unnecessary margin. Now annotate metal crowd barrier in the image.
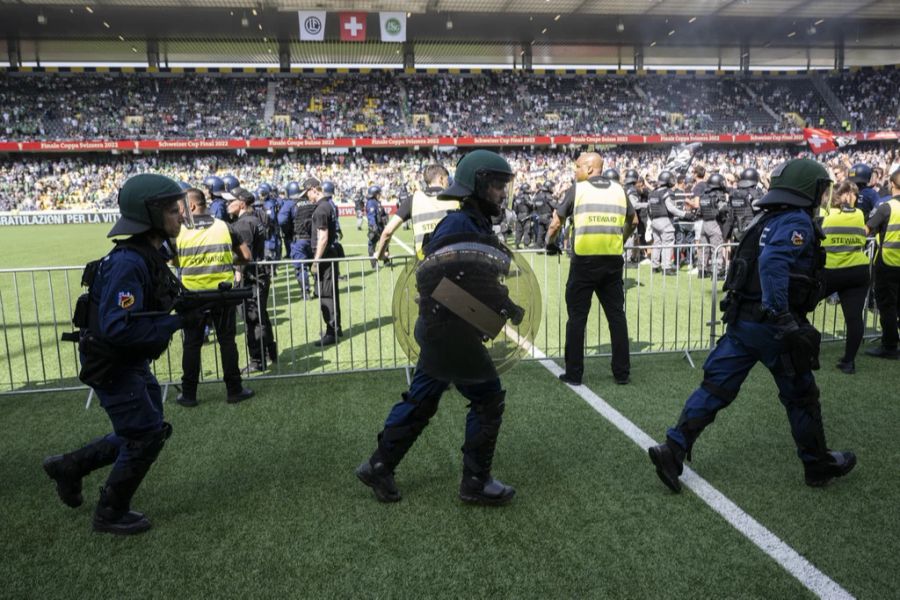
[0,242,883,397]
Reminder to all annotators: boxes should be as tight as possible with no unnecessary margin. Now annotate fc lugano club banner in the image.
[0,131,896,154]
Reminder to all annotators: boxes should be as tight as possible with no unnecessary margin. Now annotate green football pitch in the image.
[1,221,897,598]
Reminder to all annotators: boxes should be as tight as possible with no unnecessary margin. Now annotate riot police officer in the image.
[728,168,761,242]
[354,189,366,230]
[203,175,227,220]
[849,163,880,217]
[648,171,684,275]
[513,183,534,249]
[257,183,282,261]
[602,168,620,183]
[649,159,857,491]
[356,150,518,506]
[43,174,192,535]
[697,173,728,277]
[366,185,387,267]
[623,169,648,263]
[532,182,555,245]
[278,182,299,260]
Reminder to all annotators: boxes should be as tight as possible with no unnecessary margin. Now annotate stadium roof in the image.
[2,0,899,67]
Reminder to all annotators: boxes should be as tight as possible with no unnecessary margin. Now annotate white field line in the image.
[504,323,853,600]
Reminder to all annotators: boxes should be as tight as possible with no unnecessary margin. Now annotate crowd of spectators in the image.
[1,70,897,143]
[2,144,896,212]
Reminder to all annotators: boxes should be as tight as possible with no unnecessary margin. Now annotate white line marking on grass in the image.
[527,346,854,600]
[391,237,415,256]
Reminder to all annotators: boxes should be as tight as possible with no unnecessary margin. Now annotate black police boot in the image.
[835,359,855,375]
[648,438,686,493]
[804,451,857,487]
[92,487,152,536]
[226,387,255,404]
[459,474,516,506]
[43,436,118,508]
[355,454,401,503]
[864,345,899,359]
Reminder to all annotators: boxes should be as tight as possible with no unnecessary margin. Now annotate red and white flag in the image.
[803,128,856,155]
[339,12,367,42]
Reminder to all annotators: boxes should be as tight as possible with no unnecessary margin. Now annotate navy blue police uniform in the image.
[649,159,856,492]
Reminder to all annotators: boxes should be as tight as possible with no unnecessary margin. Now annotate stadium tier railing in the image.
[0,243,882,398]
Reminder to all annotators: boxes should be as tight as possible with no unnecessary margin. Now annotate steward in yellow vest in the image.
[545,152,637,386]
[864,171,900,358]
[821,206,868,270]
[373,164,452,261]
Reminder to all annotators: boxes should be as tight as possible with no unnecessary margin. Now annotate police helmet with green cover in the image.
[756,158,833,209]
[438,150,514,201]
[108,174,186,238]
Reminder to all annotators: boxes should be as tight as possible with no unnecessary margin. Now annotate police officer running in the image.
[532,181,555,245]
[374,164,453,261]
[43,174,194,535]
[820,180,870,373]
[356,150,518,506]
[547,152,636,386]
[648,159,857,492]
[864,169,900,359]
[174,187,253,406]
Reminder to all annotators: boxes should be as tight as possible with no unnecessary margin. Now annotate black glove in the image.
[772,311,821,376]
[545,241,561,256]
[681,212,698,222]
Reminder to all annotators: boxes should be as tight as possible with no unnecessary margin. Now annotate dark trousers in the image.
[181,305,242,398]
[874,262,900,348]
[823,265,869,362]
[514,218,532,247]
[564,257,631,381]
[244,277,275,365]
[317,253,342,336]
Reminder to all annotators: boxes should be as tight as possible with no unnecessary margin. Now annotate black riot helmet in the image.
[623,169,640,185]
[438,150,515,218]
[737,167,759,189]
[707,173,726,191]
[657,170,675,188]
[602,168,620,183]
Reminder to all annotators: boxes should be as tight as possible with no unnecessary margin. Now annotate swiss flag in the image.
[339,12,367,42]
[802,128,837,155]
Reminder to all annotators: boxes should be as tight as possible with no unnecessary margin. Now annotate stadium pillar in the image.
[403,42,415,70]
[634,44,643,71]
[834,34,845,71]
[7,39,20,68]
[739,42,750,73]
[520,43,532,71]
[279,39,290,71]
[147,39,159,69]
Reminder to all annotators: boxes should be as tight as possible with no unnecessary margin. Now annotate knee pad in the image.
[700,376,737,404]
[123,424,170,466]
[381,393,440,444]
[469,391,507,444]
[781,383,822,416]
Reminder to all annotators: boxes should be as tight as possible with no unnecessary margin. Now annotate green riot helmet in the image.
[756,158,833,209]
[439,150,515,218]
[108,174,188,238]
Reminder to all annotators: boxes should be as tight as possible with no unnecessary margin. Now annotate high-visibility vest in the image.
[176,218,234,290]
[572,179,628,256]
[821,207,868,269]
[411,190,460,259]
[880,198,900,267]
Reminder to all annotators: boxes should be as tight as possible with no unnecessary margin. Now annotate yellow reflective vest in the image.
[411,190,460,259]
[176,218,234,290]
[572,179,628,256]
[821,207,868,269]
[880,198,900,267]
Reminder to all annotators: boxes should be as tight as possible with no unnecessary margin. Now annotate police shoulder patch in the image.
[790,230,805,246]
[117,291,135,309]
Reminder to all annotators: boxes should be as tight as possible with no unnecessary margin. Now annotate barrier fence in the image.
[0,242,883,397]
